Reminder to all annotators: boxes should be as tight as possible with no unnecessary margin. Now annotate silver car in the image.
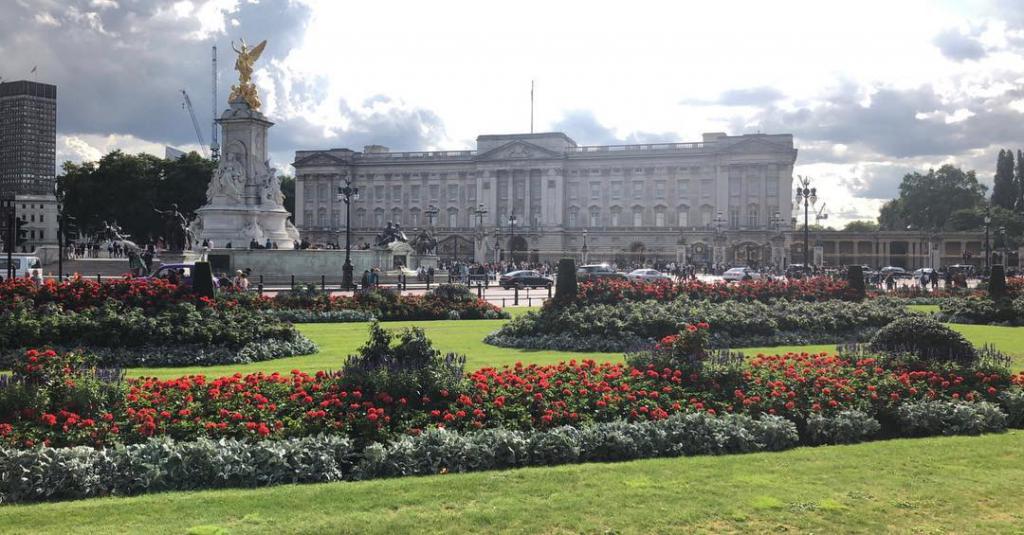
[627,268,673,282]
[722,267,761,282]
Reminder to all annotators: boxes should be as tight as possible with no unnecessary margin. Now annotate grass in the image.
[1,431,1022,534]
[130,318,1024,379]
[906,304,940,314]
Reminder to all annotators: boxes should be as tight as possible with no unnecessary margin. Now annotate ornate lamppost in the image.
[795,176,817,267]
[582,228,589,264]
[336,178,359,290]
[712,209,726,265]
[999,226,1008,266]
[54,182,65,281]
[508,214,518,262]
[984,208,992,270]
[473,204,488,264]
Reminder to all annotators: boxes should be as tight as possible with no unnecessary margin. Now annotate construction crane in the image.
[815,203,829,225]
[181,89,209,158]
[210,45,220,161]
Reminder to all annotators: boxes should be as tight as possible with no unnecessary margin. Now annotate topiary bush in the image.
[868,316,977,366]
[340,323,467,403]
[553,258,577,307]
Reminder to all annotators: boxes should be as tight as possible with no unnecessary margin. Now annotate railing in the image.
[567,142,709,154]
[355,150,477,161]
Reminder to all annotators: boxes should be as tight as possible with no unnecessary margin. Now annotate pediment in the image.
[476,140,563,161]
[292,152,349,167]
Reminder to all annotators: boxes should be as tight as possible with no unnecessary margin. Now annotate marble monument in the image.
[192,39,300,249]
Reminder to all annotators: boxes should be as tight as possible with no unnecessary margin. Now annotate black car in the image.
[576,264,627,282]
[784,264,814,279]
[499,270,553,289]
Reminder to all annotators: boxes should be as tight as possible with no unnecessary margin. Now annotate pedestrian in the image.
[361,270,371,289]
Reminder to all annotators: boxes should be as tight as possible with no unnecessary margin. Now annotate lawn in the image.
[130,318,1024,379]
[1,431,1021,534]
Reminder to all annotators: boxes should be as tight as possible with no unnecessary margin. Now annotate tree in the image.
[843,220,879,232]
[280,175,295,222]
[60,151,214,244]
[992,149,1016,209]
[877,165,987,231]
[1016,149,1024,212]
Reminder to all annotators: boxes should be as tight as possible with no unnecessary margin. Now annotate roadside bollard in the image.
[427,275,431,290]
[547,285,552,299]
[96,273,101,283]
[290,275,295,290]
[321,275,326,292]
[258,283,264,296]
[477,284,483,298]
[514,286,519,306]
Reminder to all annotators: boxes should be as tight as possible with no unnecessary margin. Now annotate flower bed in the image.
[936,296,1024,325]
[0,278,506,321]
[486,297,912,352]
[1,342,1020,451]
[0,302,317,368]
[574,277,857,305]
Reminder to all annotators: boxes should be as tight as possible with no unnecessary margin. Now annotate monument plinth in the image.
[192,38,300,249]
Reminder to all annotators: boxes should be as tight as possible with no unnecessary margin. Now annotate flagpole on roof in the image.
[530,80,534,134]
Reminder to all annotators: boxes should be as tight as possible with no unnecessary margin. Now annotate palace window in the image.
[611,181,623,199]
[448,209,458,228]
[677,179,689,198]
[633,183,644,199]
[747,204,759,227]
[729,207,740,228]
[568,207,579,227]
[448,184,459,201]
[374,186,385,203]
[633,209,643,227]
[391,185,401,202]
[610,208,621,227]
[677,208,689,227]
[317,208,327,227]
[589,208,600,227]
[590,182,601,200]
[655,210,665,227]
[655,181,666,199]
[411,185,421,202]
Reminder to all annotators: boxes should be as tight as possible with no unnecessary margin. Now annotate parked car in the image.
[148,263,219,288]
[784,264,814,279]
[880,266,909,279]
[499,270,553,289]
[627,268,672,282]
[947,264,977,277]
[722,267,761,282]
[3,255,42,280]
[576,264,627,282]
[912,268,936,280]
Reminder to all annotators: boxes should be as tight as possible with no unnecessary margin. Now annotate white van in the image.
[3,255,42,279]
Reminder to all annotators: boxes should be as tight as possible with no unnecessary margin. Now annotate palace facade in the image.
[293,131,803,266]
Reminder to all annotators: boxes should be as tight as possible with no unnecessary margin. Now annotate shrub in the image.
[804,410,881,445]
[997,388,1024,428]
[937,296,1022,325]
[553,258,577,307]
[193,262,215,298]
[340,323,467,403]
[868,316,977,366]
[895,400,1007,437]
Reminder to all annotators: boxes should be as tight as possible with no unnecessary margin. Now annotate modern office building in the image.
[0,80,58,252]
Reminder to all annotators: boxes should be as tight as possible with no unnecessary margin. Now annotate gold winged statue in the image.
[228,38,267,110]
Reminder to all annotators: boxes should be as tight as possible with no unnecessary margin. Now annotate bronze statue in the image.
[374,221,408,247]
[154,204,195,251]
[409,228,437,254]
[229,38,267,110]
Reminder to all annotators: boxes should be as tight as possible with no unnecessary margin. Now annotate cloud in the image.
[933,27,987,61]
[0,0,313,157]
[680,86,785,107]
[550,110,676,146]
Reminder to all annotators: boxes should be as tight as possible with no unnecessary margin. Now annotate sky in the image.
[3,0,1024,226]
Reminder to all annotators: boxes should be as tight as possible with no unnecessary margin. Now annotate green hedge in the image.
[0,401,1010,505]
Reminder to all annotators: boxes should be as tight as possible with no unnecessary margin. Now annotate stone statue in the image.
[409,228,437,254]
[207,155,244,204]
[229,38,267,110]
[261,164,285,207]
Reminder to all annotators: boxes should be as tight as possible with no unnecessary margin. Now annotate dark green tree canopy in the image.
[991,149,1016,210]
[876,164,987,231]
[59,151,215,244]
[843,220,879,232]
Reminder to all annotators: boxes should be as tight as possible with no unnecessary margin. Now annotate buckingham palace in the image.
[292,131,800,266]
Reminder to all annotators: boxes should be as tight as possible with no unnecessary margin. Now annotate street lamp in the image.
[713,210,726,234]
[582,228,589,264]
[795,176,817,267]
[54,182,64,281]
[425,205,439,228]
[0,196,13,281]
[999,226,1008,266]
[508,214,518,262]
[984,209,992,270]
[473,204,488,228]
[336,178,359,290]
